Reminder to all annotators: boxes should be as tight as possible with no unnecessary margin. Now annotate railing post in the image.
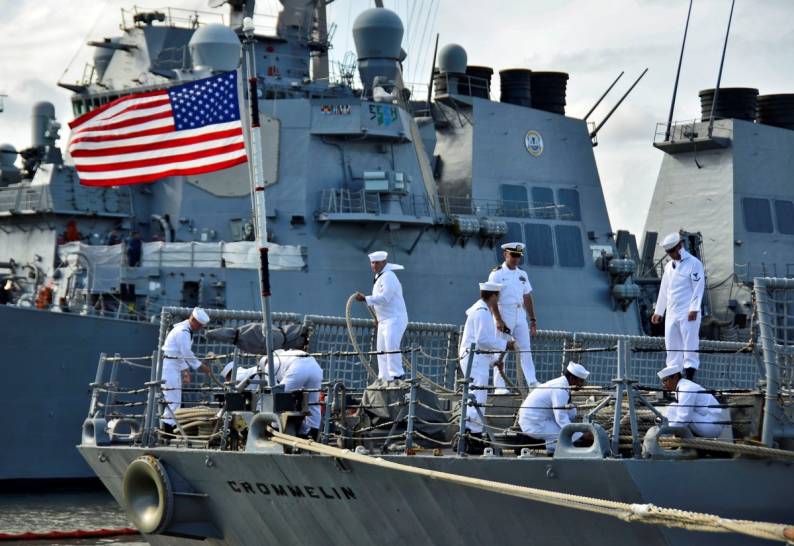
[142,350,158,446]
[405,348,418,452]
[610,340,626,456]
[104,353,121,418]
[457,343,476,455]
[321,383,334,445]
[88,353,107,418]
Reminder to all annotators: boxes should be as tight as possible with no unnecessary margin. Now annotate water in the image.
[0,486,147,546]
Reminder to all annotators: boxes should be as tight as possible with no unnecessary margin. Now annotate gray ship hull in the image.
[78,444,792,546]
[0,306,157,480]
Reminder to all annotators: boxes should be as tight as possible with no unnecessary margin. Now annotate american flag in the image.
[68,71,248,186]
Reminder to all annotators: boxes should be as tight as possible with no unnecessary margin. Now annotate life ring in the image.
[122,455,173,534]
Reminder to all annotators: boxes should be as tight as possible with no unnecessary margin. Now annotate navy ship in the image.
[0,0,651,481]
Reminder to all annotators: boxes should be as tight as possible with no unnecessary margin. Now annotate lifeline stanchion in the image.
[456,343,476,455]
[405,348,418,452]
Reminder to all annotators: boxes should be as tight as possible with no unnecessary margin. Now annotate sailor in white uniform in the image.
[651,233,705,380]
[160,308,213,433]
[518,362,590,453]
[488,242,538,392]
[355,250,409,381]
[458,281,511,437]
[221,361,258,390]
[658,364,726,438]
[260,349,324,438]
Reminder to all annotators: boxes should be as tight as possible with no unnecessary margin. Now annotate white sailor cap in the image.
[501,242,525,254]
[660,232,681,250]
[221,362,235,378]
[368,250,388,262]
[479,281,502,292]
[191,307,210,325]
[657,364,683,380]
[567,361,590,380]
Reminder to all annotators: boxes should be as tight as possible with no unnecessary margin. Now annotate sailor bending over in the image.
[458,281,512,448]
[651,232,705,380]
[160,308,213,435]
[658,364,726,438]
[261,349,323,439]
[355,250,408,381]
[518,362,590,453]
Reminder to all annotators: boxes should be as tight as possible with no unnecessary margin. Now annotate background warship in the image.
[0,0,646,482]
[1,0,793,502]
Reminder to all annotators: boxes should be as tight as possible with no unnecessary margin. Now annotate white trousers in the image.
[518,417,582,453]
[459,356,490,433]
[161,365,182,426]
[494,305,537,388]
[664,313,702,370]
[376,318,407,380]
[281,363,324,433]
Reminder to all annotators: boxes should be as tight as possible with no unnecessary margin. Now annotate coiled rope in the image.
[344,293,452,392]
[268,430,794,544]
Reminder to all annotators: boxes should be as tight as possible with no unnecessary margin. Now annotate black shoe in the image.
[466,432,485,455]
[392,375,405,381]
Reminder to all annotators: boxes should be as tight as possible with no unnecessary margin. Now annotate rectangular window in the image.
[531,187,556,219]
[500,184,529,218]
[496,222,525,262]
[557,188,582,221]
[555,225,584,267]
[742,198,773,233]
[524,223,555,267]
[774,200,794,235]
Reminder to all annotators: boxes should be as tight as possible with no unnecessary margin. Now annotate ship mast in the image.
[241,17,277,388]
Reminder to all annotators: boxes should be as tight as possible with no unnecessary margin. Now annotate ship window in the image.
[555,225,584,267]
[557,189,581,221]
[531,187,556,219]
[774,200,794,235]
[742,198,773,233]
[500,184,528,217]
[496,222,525,262]
[524,223,555,267]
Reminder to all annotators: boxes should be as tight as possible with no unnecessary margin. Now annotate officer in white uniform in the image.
[260,349,324,438]
[518,362,589,453]
[355,251,408,381]
[458,281,511,437]
[160,308,213,433]
[488,242,538,392]
[651,233,705,380]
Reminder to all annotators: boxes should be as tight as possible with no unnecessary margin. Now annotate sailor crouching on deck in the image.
[658,364,726,438]
[160,307,213,435]
[458,281,514,450]
[518,362,591,453]
[260,348,324,440]
[651,232,705,381]
[354,250,408,381]
[488,242,539,393]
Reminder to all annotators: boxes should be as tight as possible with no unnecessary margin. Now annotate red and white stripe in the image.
[68,90,247,186]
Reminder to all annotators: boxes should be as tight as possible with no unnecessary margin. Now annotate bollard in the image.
[457,343,476,455]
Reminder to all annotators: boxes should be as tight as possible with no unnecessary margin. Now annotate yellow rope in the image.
[268,430,793,544]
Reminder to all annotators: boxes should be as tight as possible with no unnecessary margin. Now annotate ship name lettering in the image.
[226,480,356,501]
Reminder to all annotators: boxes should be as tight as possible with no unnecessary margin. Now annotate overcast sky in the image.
[2,0,793,235]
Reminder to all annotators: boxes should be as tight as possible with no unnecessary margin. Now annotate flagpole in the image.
[242,16,276,389]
